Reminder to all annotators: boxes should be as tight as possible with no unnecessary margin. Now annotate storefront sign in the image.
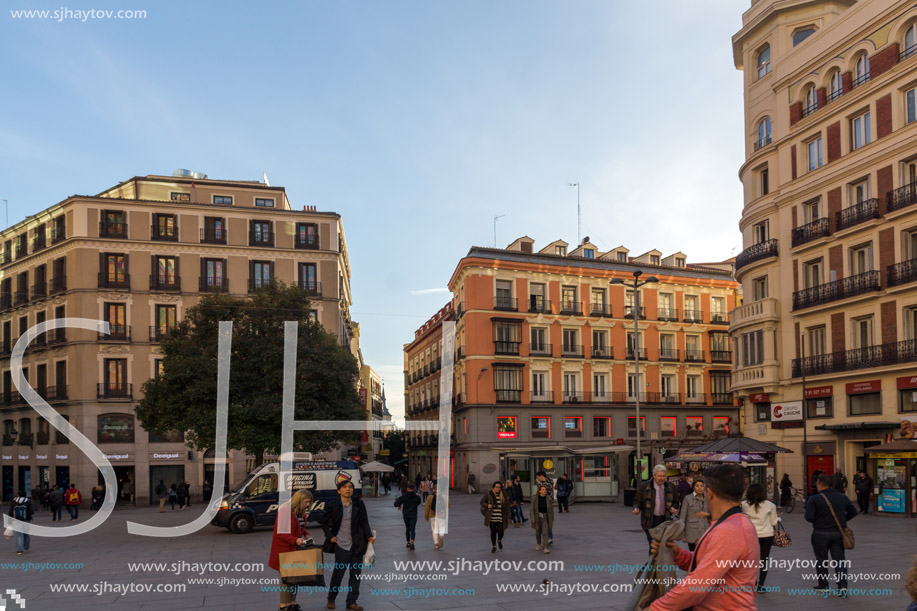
[36,455,47,460]
[55,454,68,460]
[749,393,770,403]
[846,380,881,395]
[150,452,181,460]
[896,375,917,390]
[771,400,803,421]
[1,455,11,461]
[18,455,29,460]
[496,416,517,439]
[772,421,804,429]
[805,442,835,455]
[542,459,554,470]
[104,453,130,461]
[805,385,833,398]
[877,488,906,513]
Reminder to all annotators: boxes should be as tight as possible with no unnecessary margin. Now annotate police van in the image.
[211,453,362,534]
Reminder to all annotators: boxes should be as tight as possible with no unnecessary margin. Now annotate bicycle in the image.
[783,486,807,513]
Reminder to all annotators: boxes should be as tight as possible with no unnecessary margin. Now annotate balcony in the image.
[887,181,917,213]
[658,307,679,322]
[249,229,275,247]
[753,135,772,151]
[455,346,465,360]
[13,290,29,306]
[41,385,68,401]
[561,344,584,358]
[527,297,551,314]
[97,383,133,399]
[683,309,703,323]
[494,340,520,355]
[151,223,179,241]
[98,273,131,290]
[199,276,229,292]
[625,347,647,360]
[51,224,65,244]
[560,301,582,315]
[36,432,50,445]
[15,243,26,259]
[529,343,552,357]
[851,71,870,89]
[0,341,10,357]
[802,102,818,118]
[15,433,33,448]
[0,292,11,311]
[826,88,843,104]
[150,274,181,292]
[624,305,646,319]
[495,389,521,403]
[561,391,591,404]
[149,326,177,342]
[792,270,881,310]
[99,324,131,341]
[591,346,613,359]
[711,350,733,363]
[48,329,66,345]
[685,349,705,362]
[200,228,227,244]
[711,393,734,405]
[31,234,46,252]
[295,234,319,250]
[529,391,554,404]
[792,218,831,247]
[888,259,917,287]
[710,313,729,325]
[736,239,778,270]
[836,199,880,232]
[732,363,781,392]
[900,44,917,61]
[49,275,67,295]
[494,296,517,312]
[659,348,680,362]
[729,297,779,333]
[590,304,612,317]
[792,339,917,377]
[99,221,128,239]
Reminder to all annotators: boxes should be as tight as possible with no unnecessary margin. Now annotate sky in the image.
[0,0,747,425]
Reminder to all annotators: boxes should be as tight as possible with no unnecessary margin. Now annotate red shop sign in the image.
[805,385,833,398]
[897,375,917,390]
[846,380,881,395]
[749,393,770,403]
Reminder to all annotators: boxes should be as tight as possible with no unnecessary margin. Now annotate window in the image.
[906,306,917,341]
[152,213,177,240]
[170,192,190,202]
[851,111,871,150]
[52,216,66,243]
[854,54,870,87]
[250,221,273,246]
[803,198,821,223]
[296,223,319,249]
[155,359,165,378]
[590,288,607,314]
[803,259,823,288]
[804,86,818,116]
[711,296,726,320]
[627,416,646,438]
[562,372,578,401]
[713,416,730,435]
[103,358,128,396]
[849,243,872,274]
[155,305,177,337]
[755,402,771,422]
[658,292,674,318]
[807,137,823,170]
[851,178,870,204]
[753,220,769,243]
[593,416,611,438]
[660,416,677,438]
[202,258,226,290]
[660,374,677,399]
[564,417,582,438]
[686,376,701,402]
[650,255,660,265]
[98,414,134,443]
[908,88,916,125]
[793,27,816,47]
[755,117,771,150]
[561,285,578,312]
[616,251,627,262]
[531,416,551,439]
[752,276,768,300]
[849,392,881,415]
[202,217,226,243]
[906,23,917,59]
[530,327,549,355]
[101,210,127,238]
[562,328,579,353]
[756,45,770,78]
[103,303,127,338]
[660,334,676,360]
[807,396,833,418]
[255,197,274,208]
[592,330,610,358]
[494,366,521,403]
[851,316,873,349]
[583,249,594,259]
[828,70,843,102]
[528,283,547,313]
[686,416,703,436]
[808,326,827,356]
[495,279,514,309]
[592,372,608,400]
[299,263,318,295]
[626,372,638,398]
[531,371,549,401]
[899,388,917,412]
[153,255,177,289]
[554,245,566,256]
[496,416,517,439]
[213,195,233,205]
[684,295,700,321]
[149,428,183,443]
[55,415,70,444]
[742,330,764,367]
[675,257,686,268]
[250,261,273,290]
[494,322,520,354]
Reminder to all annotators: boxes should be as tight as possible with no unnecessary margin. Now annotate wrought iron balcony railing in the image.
[792,218,830,247]
[494,296,517,311]
[887,181,917,213]
[835,199,879,232]
[736,239,778,270]
[888,259,917,287]
[792,270,881,310]
[792,339,917,377]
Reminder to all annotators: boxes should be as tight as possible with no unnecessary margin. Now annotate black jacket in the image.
[319,498,372,556]
[8,497,34,521]
[805,488,858,531]
[394,491,422,517]
[853,473,873,493]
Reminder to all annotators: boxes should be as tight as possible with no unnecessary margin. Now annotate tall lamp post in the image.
[611,271,658,482]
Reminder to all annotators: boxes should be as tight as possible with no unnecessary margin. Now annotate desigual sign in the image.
[771,400,803,421]
[151,452,181,460]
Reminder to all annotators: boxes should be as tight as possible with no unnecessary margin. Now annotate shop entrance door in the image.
[807,455,834,493]
[2,466,12,501]
[149,465,185,505]
[18,466,31,496]
[54,466,69,490]
[100,466,135,504]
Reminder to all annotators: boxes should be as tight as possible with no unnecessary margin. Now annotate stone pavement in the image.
[1,493,912,610]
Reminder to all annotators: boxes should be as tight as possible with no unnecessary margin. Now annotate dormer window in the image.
[675,258,686,268]
[555,246,566,256]
[170,192,191,202]
[617,252,627,262]
[583,249,594,259]
[650,255,660,265]
[793,27,816,47]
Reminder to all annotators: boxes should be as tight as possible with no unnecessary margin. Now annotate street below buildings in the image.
[3,493,910,610]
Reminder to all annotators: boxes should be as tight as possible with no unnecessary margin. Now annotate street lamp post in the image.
[611,271,658,483]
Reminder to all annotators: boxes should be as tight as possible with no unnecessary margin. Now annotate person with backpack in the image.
[556,474,571,513]
[395,483,422,549]
[49,485,64,521]
[156,480,168,513]
[168,484,178,510]
[8,492,33,555]
[64,484,82,520]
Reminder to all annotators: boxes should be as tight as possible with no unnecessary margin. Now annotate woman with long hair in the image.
[268,490,314,611]
[741,483,778,592]
[530,485,553,553]
[480,481,510,553]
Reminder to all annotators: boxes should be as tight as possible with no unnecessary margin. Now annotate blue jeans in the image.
[511,505,522,524]
[404,514,417,542]
[16,529,30,553]
[51,506,62,521]
[66,505,78,519]
[812,530,848,589]
[328,545,362,606]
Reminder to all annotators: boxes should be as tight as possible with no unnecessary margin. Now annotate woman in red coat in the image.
[269,490,313,611]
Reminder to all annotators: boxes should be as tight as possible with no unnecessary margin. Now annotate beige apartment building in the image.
[731,0,917,512]
[0,171,357,504]
[405,238,740,499]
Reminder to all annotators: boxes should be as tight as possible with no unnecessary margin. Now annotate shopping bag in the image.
[363,530,376,566]
[3,525,13,540]
[278,544,325,587]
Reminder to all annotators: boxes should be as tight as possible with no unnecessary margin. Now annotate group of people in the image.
[154,480,193,512]
[6,483,83,555]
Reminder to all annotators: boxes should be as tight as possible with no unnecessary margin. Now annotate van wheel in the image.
[230,514,253,534]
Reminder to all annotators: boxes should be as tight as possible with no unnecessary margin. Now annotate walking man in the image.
[805,474,858,595]
[632,464,680,553]
[49,485,64,521]
[156,480,168,513]
[394,483,421,549]
[319,479,374,610]
[467,472,476,495]
[8,491,33,555]
[556,474,571,513]
[64,483,82,520]
[853,469,873,514]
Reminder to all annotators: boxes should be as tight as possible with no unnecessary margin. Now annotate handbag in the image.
[278,544,325,586]
[820,493,854,550]
[363,531,376,566]
[773,521,791,548]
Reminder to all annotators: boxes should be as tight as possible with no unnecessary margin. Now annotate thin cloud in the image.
[410,288,450,295]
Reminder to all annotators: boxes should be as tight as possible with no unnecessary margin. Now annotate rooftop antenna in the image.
[493,214,505,248]
[569,182,580,244]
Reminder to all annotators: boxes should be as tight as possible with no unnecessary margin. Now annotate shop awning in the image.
[815,422,900,431]
[864,439,917,454]
[495,445,634,457]
[664,452,769,466]
[686,437,792,454]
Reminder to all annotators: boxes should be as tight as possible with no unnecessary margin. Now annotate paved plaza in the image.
[1,493,912,610]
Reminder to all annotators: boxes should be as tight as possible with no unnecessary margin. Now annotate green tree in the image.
[382,429,406,465]
[137,282,362,467]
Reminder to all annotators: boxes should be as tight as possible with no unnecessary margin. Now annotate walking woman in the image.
[678,479,710,551]
[268,489,314,611]
[506,478,522,528]
[779,473,792,508]
[530,485,553,553]
[741,482,779,592]
[424,483,449,549]
[481,481,510,553]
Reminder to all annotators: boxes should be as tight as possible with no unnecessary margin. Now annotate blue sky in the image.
[1,0,746,423]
